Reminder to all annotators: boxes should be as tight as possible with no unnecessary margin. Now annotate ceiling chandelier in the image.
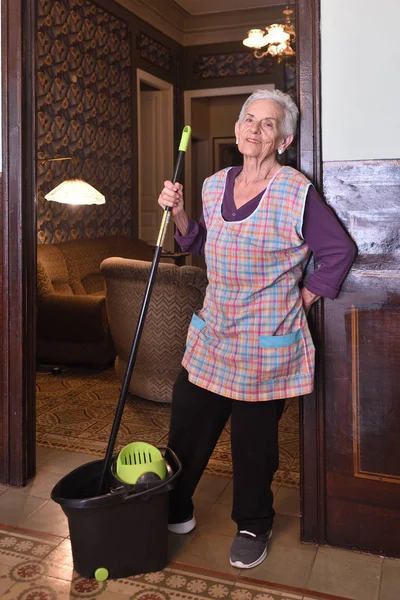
[243,6,295,62]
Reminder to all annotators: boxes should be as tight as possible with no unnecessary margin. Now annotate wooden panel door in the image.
[322,159,400,557]
[138,89,174,251]
[139,91,163,246]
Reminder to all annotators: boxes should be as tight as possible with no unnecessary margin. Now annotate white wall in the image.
[321,0,400,161]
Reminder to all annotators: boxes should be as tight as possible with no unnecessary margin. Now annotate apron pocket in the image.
[259,329,304,380]
[260,329,302,348]
[184,311,206,355]
[191,312,206,331]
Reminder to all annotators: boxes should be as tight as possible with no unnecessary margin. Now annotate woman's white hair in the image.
[238,89,299,139]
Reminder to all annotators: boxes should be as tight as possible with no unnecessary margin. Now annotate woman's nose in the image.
[251,121,261,132]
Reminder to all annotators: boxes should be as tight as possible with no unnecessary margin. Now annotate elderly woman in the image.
[158,89,356,569]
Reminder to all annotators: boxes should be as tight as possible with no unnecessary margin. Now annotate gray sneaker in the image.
[229,529,272,569]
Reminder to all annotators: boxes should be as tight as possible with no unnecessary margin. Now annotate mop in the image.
[51,126,191,580]
[97,125,192,495]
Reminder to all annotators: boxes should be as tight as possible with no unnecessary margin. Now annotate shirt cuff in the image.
[303,274,339,300]
[175,218,194,237]
[174,219,201,252]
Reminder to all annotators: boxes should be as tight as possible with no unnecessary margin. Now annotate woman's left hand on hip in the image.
[301,287,321,315]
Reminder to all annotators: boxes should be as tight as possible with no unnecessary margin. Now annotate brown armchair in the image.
[36,236,154,366]
[101,257,208,402]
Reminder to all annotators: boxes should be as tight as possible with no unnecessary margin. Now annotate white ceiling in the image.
[172,0,289,16]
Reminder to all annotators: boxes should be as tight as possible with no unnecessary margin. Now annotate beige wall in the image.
[321,0,400,161]
[209,95,248,139]
[191,95,247,141]
[191,98,210,140]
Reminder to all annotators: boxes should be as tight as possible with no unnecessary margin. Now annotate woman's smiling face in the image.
[235,99,285,161]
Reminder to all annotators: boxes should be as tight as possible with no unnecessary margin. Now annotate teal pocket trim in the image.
[191,312,206,331]
[260,329,302,348]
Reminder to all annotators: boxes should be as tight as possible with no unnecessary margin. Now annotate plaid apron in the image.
[182,166,315,401]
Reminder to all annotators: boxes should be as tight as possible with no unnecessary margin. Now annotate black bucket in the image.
[51,447,181,580]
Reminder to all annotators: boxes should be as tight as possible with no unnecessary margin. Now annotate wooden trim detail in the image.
[351,305,360,476]
[351,306,400,485]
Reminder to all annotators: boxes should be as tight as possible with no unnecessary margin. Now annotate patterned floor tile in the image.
[2,575,76,599]
[0,526,353,600]
[0,563,15,596]
[0,528,59,567]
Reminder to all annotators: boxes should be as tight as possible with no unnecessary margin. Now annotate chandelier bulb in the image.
[243,6,295,61]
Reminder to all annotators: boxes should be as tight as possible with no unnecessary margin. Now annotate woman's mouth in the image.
[246,138,261,144]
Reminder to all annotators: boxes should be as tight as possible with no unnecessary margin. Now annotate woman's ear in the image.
[279,134,294,154]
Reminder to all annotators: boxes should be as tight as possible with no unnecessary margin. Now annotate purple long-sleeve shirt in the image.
[176,166,357,300]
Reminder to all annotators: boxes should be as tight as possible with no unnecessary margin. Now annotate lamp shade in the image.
[263,24,290,45]
[243,28,269,49]
[45,179,105,205]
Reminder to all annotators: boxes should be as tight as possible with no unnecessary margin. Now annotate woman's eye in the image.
[263,122,272,128]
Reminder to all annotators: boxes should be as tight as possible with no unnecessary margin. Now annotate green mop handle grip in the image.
[156,125,191,247]
[178,126,191,152]
[171,125,191,185]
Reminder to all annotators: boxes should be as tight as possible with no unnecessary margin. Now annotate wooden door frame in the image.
[296,0,326,544]
[0,0,37,485]
[0,0,325,550]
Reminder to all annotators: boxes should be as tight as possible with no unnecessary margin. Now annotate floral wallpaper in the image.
[137,32,172,72]
[36,0,133,243]
[194,51,275,79]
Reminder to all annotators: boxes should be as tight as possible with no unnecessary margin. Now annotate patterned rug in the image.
[36,367,300,488]
[0,526,347,600]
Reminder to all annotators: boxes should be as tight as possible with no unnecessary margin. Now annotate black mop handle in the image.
[98,126,192,494]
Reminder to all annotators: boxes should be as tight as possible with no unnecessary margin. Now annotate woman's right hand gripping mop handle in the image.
[156,126,192,249]
[97,126,191,496]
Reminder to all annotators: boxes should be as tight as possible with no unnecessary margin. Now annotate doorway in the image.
[183,84,274,222]
[184,86,274,269]
[0,0,323,547]
[137,69,174,252]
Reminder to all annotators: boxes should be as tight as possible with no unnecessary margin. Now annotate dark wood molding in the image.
[0,170,5,481]
[296,0,327,544]
[0,0,37,485]
[24,0,38,482]
[0,1,7,484]
[297,0,322,189]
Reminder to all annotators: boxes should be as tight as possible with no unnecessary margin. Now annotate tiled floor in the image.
[0,446,398,599]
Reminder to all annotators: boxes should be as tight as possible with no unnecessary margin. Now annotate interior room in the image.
[34,0,300,475]
[1,0,400,599]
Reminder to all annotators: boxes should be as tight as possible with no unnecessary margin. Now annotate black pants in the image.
[168,368,285,534]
